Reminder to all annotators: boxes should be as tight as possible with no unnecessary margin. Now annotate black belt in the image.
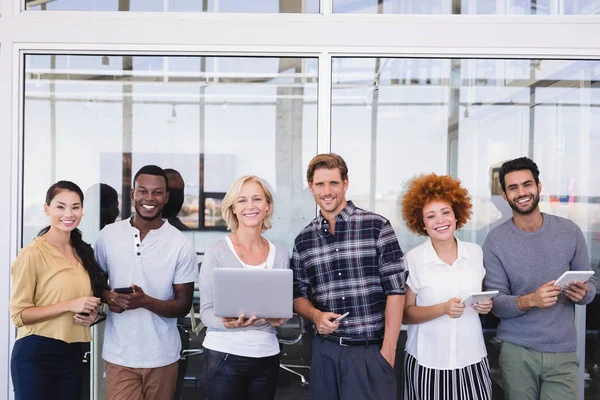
[319,334,383,347]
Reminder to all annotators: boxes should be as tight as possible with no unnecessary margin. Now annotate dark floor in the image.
[179,329,506,400]
[178,329,600,400]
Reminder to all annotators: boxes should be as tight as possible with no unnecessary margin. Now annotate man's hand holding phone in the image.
[313,311,350,335]
[109,285,148,312]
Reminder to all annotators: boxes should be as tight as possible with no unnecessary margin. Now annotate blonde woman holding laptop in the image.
[199,175,290,400]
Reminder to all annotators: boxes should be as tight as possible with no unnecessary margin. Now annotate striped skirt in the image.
[403,352,492,400]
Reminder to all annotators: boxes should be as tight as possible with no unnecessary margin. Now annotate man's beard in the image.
[134,204,164,221]
[508,192,540,215]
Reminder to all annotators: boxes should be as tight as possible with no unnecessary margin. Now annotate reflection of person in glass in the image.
[10,181,107,400]
[292,154,407,400]
[95,165,197,400]
[99,183,120,229]
[401,173,492,400]
[483,157,596,400]
[162,168,190,231]
[199,175,289,400]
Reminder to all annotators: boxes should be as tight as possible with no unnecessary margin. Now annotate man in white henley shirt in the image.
[95,165,197,400]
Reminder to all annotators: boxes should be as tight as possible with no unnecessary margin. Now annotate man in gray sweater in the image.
[483,157,596,400]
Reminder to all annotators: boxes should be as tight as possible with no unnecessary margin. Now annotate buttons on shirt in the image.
[136,244,140,247]
[338,272,342,276]
[342,297,345,300]
[134,234,138,238]
[335,249,339,252]
[137,252,141,256]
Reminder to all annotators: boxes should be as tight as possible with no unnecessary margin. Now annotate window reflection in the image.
[331,57,600,398]
[333,0,600,14]
[25,0,319,13]
[24,54,318,253]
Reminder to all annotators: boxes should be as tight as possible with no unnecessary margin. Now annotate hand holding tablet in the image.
[553,271,594,289]
[462,290,499,307]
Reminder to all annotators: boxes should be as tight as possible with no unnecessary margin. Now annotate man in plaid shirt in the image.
[292,153,408,400]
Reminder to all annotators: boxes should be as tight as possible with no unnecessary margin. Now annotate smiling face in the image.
[44,190,83,233]
[422,200,457,241]
[502,169,541,215]
[233,180,270,230]
[131,174,169,221]
[308,168,349,218]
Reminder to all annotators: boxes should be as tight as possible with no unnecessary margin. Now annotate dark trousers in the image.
[11,334,83,400]
[310,335,396,400]
[201,348,280,400]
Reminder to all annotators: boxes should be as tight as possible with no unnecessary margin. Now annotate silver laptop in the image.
[213,268,293,319]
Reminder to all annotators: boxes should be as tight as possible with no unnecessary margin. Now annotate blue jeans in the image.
[202,348,280,400]
[11,334,83,400]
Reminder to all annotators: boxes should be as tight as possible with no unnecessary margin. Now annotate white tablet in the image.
[462,290,499,307]
[213,268,293,319]
[554,271,594,288]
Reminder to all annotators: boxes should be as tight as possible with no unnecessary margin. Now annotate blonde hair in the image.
[221,175,274,233]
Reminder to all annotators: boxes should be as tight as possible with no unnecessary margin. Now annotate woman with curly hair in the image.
[401,173,492,400]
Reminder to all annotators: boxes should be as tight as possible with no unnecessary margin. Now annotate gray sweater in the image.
[483,213,596,353]
[199,238,290,333]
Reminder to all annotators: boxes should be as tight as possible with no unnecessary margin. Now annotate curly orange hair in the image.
[402,173,472,236]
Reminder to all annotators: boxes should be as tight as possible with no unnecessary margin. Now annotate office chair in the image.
[277,314,311,388]
[174,262,205,398]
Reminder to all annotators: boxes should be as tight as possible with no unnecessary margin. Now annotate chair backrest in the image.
[277,314,304,345]
[189,261,204,335]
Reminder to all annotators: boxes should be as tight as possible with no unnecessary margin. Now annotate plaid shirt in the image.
[292,201,407,339]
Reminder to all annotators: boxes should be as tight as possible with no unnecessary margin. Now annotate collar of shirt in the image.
[315,200,357,231]
[128,216,169,236]
[422,237,469,265]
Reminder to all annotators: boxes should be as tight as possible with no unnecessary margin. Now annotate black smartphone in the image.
[77,312,90,316]
[113,287,134,294]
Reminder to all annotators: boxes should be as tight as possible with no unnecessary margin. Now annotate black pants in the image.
[201,348,280,400]
[11,335,83,400]
[310,336,397,400]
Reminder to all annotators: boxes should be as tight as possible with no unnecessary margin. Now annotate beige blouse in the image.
[10,236,93,343]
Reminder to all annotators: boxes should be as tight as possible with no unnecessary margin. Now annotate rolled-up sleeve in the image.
[174,240,199,284]
[377,221,407,295]
[9,248,36,328]
[292,244,310,300]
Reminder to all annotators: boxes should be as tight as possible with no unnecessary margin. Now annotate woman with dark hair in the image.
[10,180,108,400]
[401,173,492,400]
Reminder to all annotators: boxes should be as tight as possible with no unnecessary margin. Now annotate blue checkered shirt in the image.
[292,201,407,339]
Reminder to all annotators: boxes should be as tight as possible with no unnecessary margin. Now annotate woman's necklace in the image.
[232,234,268,269]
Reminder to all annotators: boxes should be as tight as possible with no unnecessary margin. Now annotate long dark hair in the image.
[38,181,109,298]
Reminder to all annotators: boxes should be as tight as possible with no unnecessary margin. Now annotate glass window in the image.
[333,0,600,14]
[23,54,318,252]
[331,56,600,398]
[24,54,318,399]
[25,0,319,13]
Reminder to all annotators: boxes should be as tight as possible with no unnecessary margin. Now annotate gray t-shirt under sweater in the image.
[483,213,596,353]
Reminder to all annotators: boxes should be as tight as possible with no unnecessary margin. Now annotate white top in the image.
[224,236,275,269]
[95,219,198,368]
[200,237,289,358]
[405,238,487,370]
